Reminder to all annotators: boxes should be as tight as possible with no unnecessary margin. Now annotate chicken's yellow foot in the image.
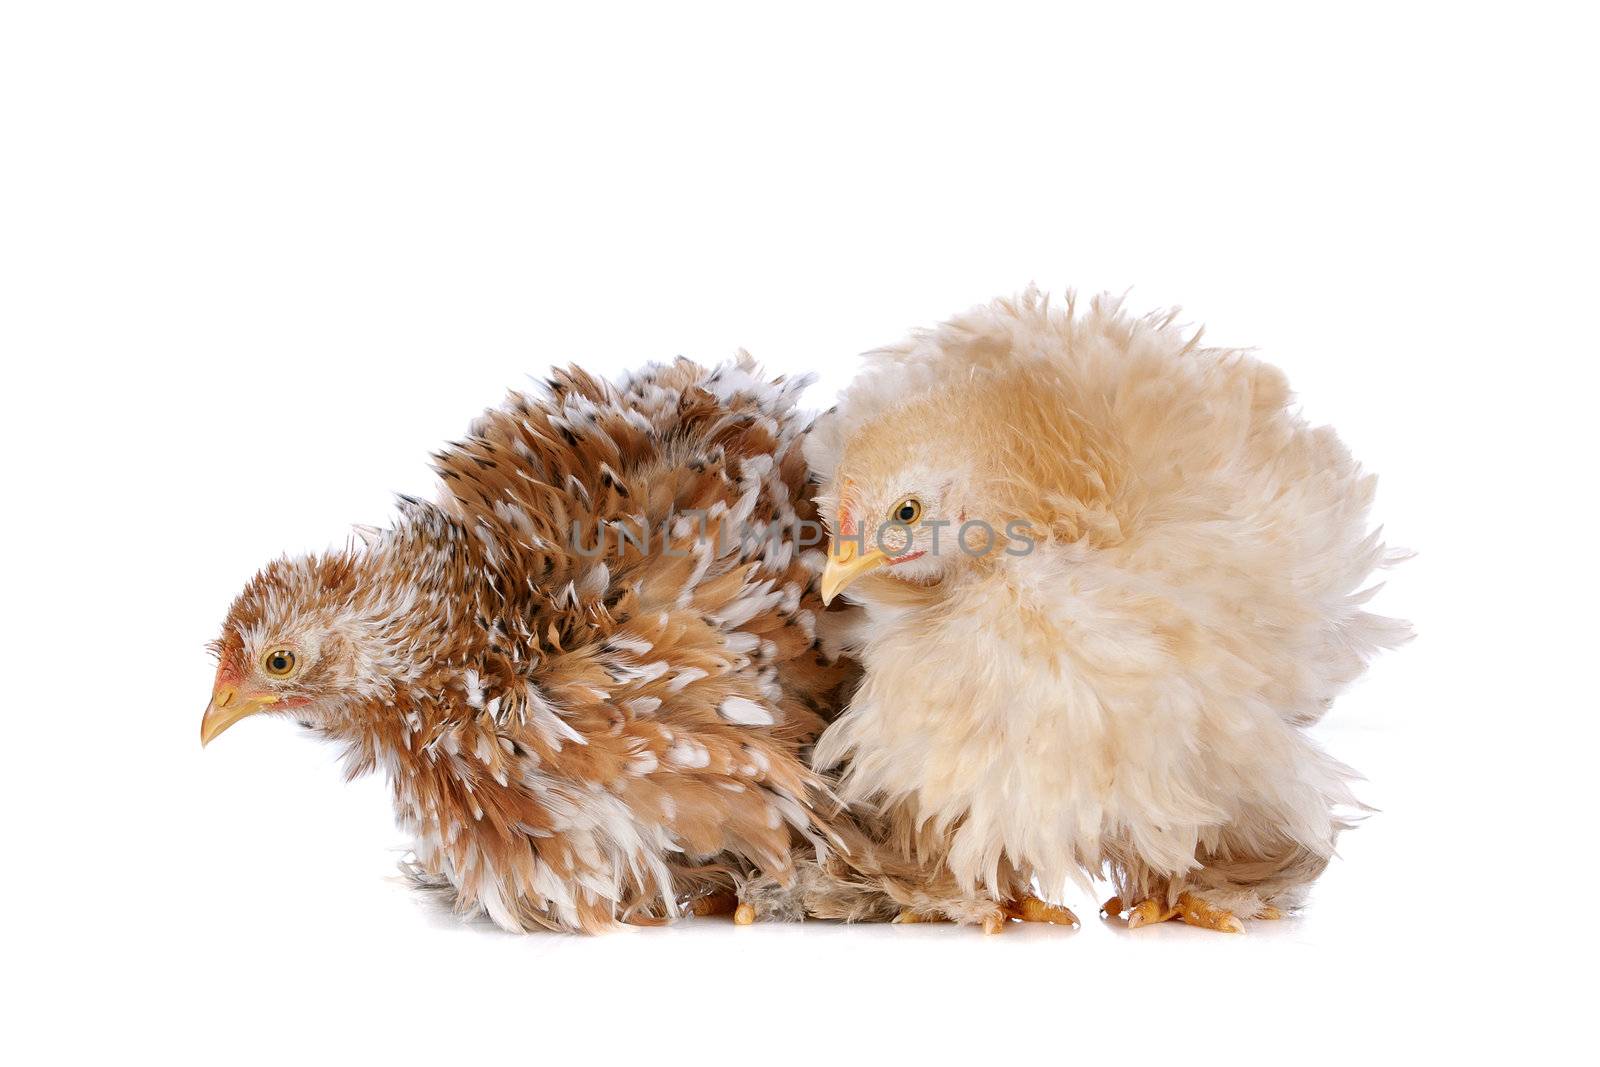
[732,902,757,926]
[1003,894,1079,927]
[1126,898,1177,928]
[1111,892,1245,933]
[1175,893,1245,932]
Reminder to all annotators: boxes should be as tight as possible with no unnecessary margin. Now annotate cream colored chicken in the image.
[805,290,1408,932]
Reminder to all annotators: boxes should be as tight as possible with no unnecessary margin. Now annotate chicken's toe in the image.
[1125,898,1177,928]
[1003,894,1079,927]
[1116,892,1244,933]
[1175,892,1244,933]
[732,902,756,926]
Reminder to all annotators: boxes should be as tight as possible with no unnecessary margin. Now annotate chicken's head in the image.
[201,552,384,745]
[818,392,1017,605]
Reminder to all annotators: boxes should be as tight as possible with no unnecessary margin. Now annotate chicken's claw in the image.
[893,899,1075,933]
[1112,891,1245,933]
[1177,893,1245,932]
[732,902,756,926]
[1002,894,1079,927]
[1126,897,1176,928]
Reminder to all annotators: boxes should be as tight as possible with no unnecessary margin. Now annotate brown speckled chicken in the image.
[200,357,856,932]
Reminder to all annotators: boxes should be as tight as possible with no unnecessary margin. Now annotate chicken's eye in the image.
[891,498,922,524]
[263,650,297,677]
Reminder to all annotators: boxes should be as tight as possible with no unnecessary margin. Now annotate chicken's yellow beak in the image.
[200,686,280,747]
[820,537,887,605]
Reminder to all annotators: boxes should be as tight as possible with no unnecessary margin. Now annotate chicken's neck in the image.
[312,544,497,773]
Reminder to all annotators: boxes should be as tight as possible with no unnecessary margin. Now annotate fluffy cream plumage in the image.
[806,290,1409,929]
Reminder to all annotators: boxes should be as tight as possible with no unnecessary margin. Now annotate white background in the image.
[4,2,1595,1062]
